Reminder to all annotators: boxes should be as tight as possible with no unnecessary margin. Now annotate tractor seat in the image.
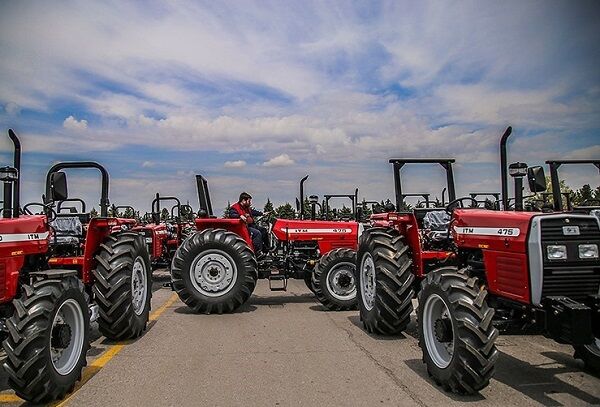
[50,216,83,245]
[422,210,451,244]
[56,212,91,224]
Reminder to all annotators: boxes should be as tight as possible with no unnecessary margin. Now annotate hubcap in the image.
[360,253,376,311]
[50,298,85,376]
[191,250,237,297]
[131,256,148,316]
[326,262,356,301]
[423,293,454,369]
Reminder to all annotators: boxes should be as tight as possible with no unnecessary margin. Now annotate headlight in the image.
[547,245,567,260]
[578,244,599,259]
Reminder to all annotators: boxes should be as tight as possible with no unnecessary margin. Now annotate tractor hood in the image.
[271,219,358,243]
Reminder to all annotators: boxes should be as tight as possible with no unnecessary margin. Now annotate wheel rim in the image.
[584,337,600,355]
[191,249,238,297]
[131,256,148,316]
[326,262,356,301]
[360,253,376,311]
[423,293,454,369]
[50,298,85,376]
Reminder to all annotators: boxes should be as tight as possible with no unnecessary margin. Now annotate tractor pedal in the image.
[268,275,287,291]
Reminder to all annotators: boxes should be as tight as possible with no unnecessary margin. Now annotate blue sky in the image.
[1,1,599,213]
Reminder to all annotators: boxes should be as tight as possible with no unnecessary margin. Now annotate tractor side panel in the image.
[483,250,530,303]
[271,219,358,252]
[0,215,49,303]
[452,209,533,253]
[195,218,253,249]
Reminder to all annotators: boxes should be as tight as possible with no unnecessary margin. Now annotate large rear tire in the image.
[93,232,152,340]
[2,277,89,403]
[417,267,498,394]
[312,248,357,311]
[171,229,257,314]
[574,338,600,374]
[356,227,415,335]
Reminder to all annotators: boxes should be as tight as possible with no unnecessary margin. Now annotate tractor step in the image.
[268,275,287,291]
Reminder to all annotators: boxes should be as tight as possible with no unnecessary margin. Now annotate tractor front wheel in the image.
[417,267,498,394]
[93,232,152,340]
[171,229,257,314]
[356,227,415,335]
[2,277,89,403]
[312,248,357,311]
[574,337,600,374]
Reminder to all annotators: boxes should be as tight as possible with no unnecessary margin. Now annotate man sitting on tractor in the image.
[229,192,268,252]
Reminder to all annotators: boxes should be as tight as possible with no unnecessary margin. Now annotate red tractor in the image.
[170,175,359,313]
[356,153,600,394]
[132,194,190,269]
[0,130,152,403]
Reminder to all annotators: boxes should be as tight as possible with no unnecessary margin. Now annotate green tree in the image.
[338,204,353,219]
[90,207,99,218]
[573,184,594,206]
[223,201,231,218]
[263,198,276,223]
[108,204,120,218]
[123,206,135,219]
[161,208,169,221]
[275,202,296,219]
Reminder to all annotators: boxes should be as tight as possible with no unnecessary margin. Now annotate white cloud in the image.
[63,115,88,130]
[262,154,294,167]
[4,102,20,115]
[141,161,155,168]
[224,160,246,168]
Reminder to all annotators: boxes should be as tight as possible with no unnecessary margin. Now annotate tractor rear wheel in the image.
[171,229,257,314]
[417,267,498,394]
[312,248,357,311]
[356,227,415,334]
[93,232,152,340]
[574,337,600,374]
[2,277,89,403]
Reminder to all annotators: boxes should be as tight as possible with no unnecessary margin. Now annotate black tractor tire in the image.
[356,227,415,335]
[312,248,357,311]
[171,229,257,314]
[93,232,152,340]
[2,277,89,403]
[417,267,498,394]
[304,272,316,294]
[574,339,600,374]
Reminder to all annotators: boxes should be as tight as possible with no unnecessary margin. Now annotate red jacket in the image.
[229,202,260,224]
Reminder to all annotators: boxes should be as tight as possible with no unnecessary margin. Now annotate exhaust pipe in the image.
[500,126,513,210]
[299,175,308,220]
[8,129,20,218]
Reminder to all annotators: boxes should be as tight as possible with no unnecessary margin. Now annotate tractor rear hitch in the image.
[163,281,174,290]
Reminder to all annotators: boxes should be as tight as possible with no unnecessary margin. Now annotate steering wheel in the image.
[445,197,479,214]
[23,202,57,221]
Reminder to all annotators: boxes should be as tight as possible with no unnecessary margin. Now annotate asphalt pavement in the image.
[0,272,599,406]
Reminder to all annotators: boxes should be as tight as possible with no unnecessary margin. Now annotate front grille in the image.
[541,217,599,241]
[540,216,600,300]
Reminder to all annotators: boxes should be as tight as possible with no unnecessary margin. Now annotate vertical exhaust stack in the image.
[8,129,20,218]
[299,175,309,220]
[500,126,513,211]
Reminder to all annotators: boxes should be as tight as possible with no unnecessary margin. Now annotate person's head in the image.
[239,192,252,208]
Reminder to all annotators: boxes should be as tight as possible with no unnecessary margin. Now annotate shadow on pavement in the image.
[404,349,600,406]
[345,315,410,341]
[403,358,485,402]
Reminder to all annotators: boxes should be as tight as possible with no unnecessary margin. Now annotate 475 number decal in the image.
[453,227,520,237]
